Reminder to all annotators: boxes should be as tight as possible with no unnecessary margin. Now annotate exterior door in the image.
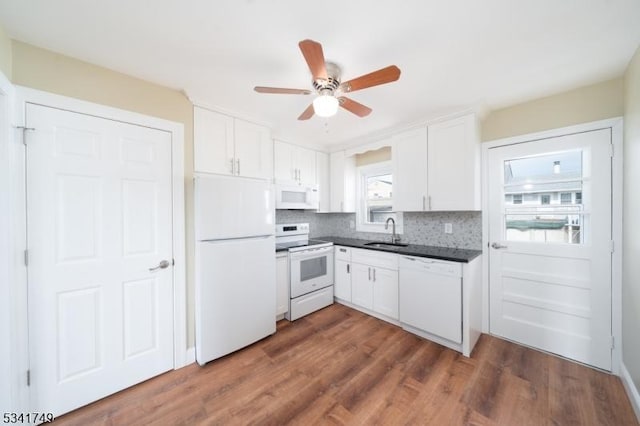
[26,103,175,416]
[488,129,612,370]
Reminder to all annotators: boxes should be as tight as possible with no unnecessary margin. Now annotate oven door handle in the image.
[289,245,333,260]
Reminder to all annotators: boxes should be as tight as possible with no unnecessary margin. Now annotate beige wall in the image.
[623,45,640,391]
[482,78,624,141]
[11,41,197,349]
[0,26,11,80]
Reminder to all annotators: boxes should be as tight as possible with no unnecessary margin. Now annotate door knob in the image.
[491,242,508,249]
[149,259,171,271]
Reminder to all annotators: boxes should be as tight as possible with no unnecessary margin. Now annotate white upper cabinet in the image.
[194,106,235,176]
[329,151,356,212]
[274,140,316,185]
[392,127,428,212]
[427,113,480,211]
[194,106,273,180]
[316,151,330,212]
[391,113,480,212]
[234,119,273,180]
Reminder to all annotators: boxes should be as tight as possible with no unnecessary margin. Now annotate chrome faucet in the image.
[385,217,400,244]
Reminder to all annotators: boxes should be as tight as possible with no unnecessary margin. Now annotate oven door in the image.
[289,246,334,298]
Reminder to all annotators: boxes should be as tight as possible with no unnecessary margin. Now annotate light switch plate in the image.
[444,223,453,234]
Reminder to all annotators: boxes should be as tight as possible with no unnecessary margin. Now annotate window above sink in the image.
[355,157,403,235]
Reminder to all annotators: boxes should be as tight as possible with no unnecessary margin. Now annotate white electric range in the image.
[275,223,334,321]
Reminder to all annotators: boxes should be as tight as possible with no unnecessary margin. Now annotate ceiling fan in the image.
[254,39,401,120]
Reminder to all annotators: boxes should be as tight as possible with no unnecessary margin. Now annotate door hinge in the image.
[610,240,615,253]
[172,258,175,266]
[24,249,29,267]
[610,144,614,158]
[27,369,30,386]
[611,336,615,350]
[15,126,35,145]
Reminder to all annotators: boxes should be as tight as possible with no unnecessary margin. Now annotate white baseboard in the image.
[621,362,640,422]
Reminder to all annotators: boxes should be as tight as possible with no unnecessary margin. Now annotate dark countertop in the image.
[316,236,482,263]
[275,246,288,253]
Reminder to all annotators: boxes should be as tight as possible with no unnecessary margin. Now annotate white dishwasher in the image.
[399,255,463,344]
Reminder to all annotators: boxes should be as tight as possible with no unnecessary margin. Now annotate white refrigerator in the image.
[194,174,276,365]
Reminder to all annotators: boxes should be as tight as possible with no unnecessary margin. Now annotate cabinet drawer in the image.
[334,246,352,261]
[352,248,398,270]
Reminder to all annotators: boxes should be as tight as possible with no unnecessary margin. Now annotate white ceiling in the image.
[1,0,639,147]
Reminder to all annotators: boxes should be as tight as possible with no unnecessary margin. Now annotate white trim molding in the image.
[9,86,189,411]
[482,117,624,373]
[0,71,28,414]
[621,363,640,422]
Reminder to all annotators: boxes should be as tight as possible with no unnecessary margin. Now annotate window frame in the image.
[355,161,403,234]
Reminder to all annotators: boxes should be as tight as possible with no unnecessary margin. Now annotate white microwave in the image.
[275,184,319,210]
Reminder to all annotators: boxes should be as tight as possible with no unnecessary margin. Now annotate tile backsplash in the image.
[275,210,482,250]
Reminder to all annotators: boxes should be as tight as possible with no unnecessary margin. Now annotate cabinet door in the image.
[329,151,356,212]
[275,254,289,316]
[274,140,296,183]
[194,106,235,175]
[234,119,273,180]
[392,127,428,212]
[296,146,317,185]
[334,260,352,302]
[316,151,330,212]
[427,114,480,210]
[351,263,373,309]
[372,267,399,319]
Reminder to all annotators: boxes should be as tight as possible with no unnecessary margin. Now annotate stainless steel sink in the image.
[364,241,409,249]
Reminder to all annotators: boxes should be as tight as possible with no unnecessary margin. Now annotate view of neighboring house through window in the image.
[503,150,584,244]
[364,172,393,223]
[356,159,402,233]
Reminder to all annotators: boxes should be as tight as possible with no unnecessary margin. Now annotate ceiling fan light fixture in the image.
[313,93,339,117]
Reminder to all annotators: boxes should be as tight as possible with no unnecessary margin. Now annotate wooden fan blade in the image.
[299,39,328,80]
[338,97,372,117]
[298,103,315,120]
[340,65,401,93]
[254,86,311,95]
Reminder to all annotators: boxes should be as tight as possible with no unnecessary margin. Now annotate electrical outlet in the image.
[444,223,453,234]
[349,220,355,229]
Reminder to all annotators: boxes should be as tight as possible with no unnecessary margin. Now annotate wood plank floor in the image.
[53,304,638,425]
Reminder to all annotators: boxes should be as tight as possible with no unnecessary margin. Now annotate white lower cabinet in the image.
[334,246,352,302]
[349,248,399,320]
[372,267,399,319]
[275,252,289,317]
[332,246,482,357]
[351,263,373,309]
[334,260,351,301]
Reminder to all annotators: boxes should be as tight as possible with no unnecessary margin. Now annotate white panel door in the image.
[274,140,296,183]
[295,146,317,185]
[392,127,428,212]
[193,106,235,175]
[334,259,352,301]
[428,114,479,211]
[26,104,174,416]
[316,151,330,212]
[351,263,373,309]
[372,267,399,320]
[234,119,273,180]
[488,129,612,370]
